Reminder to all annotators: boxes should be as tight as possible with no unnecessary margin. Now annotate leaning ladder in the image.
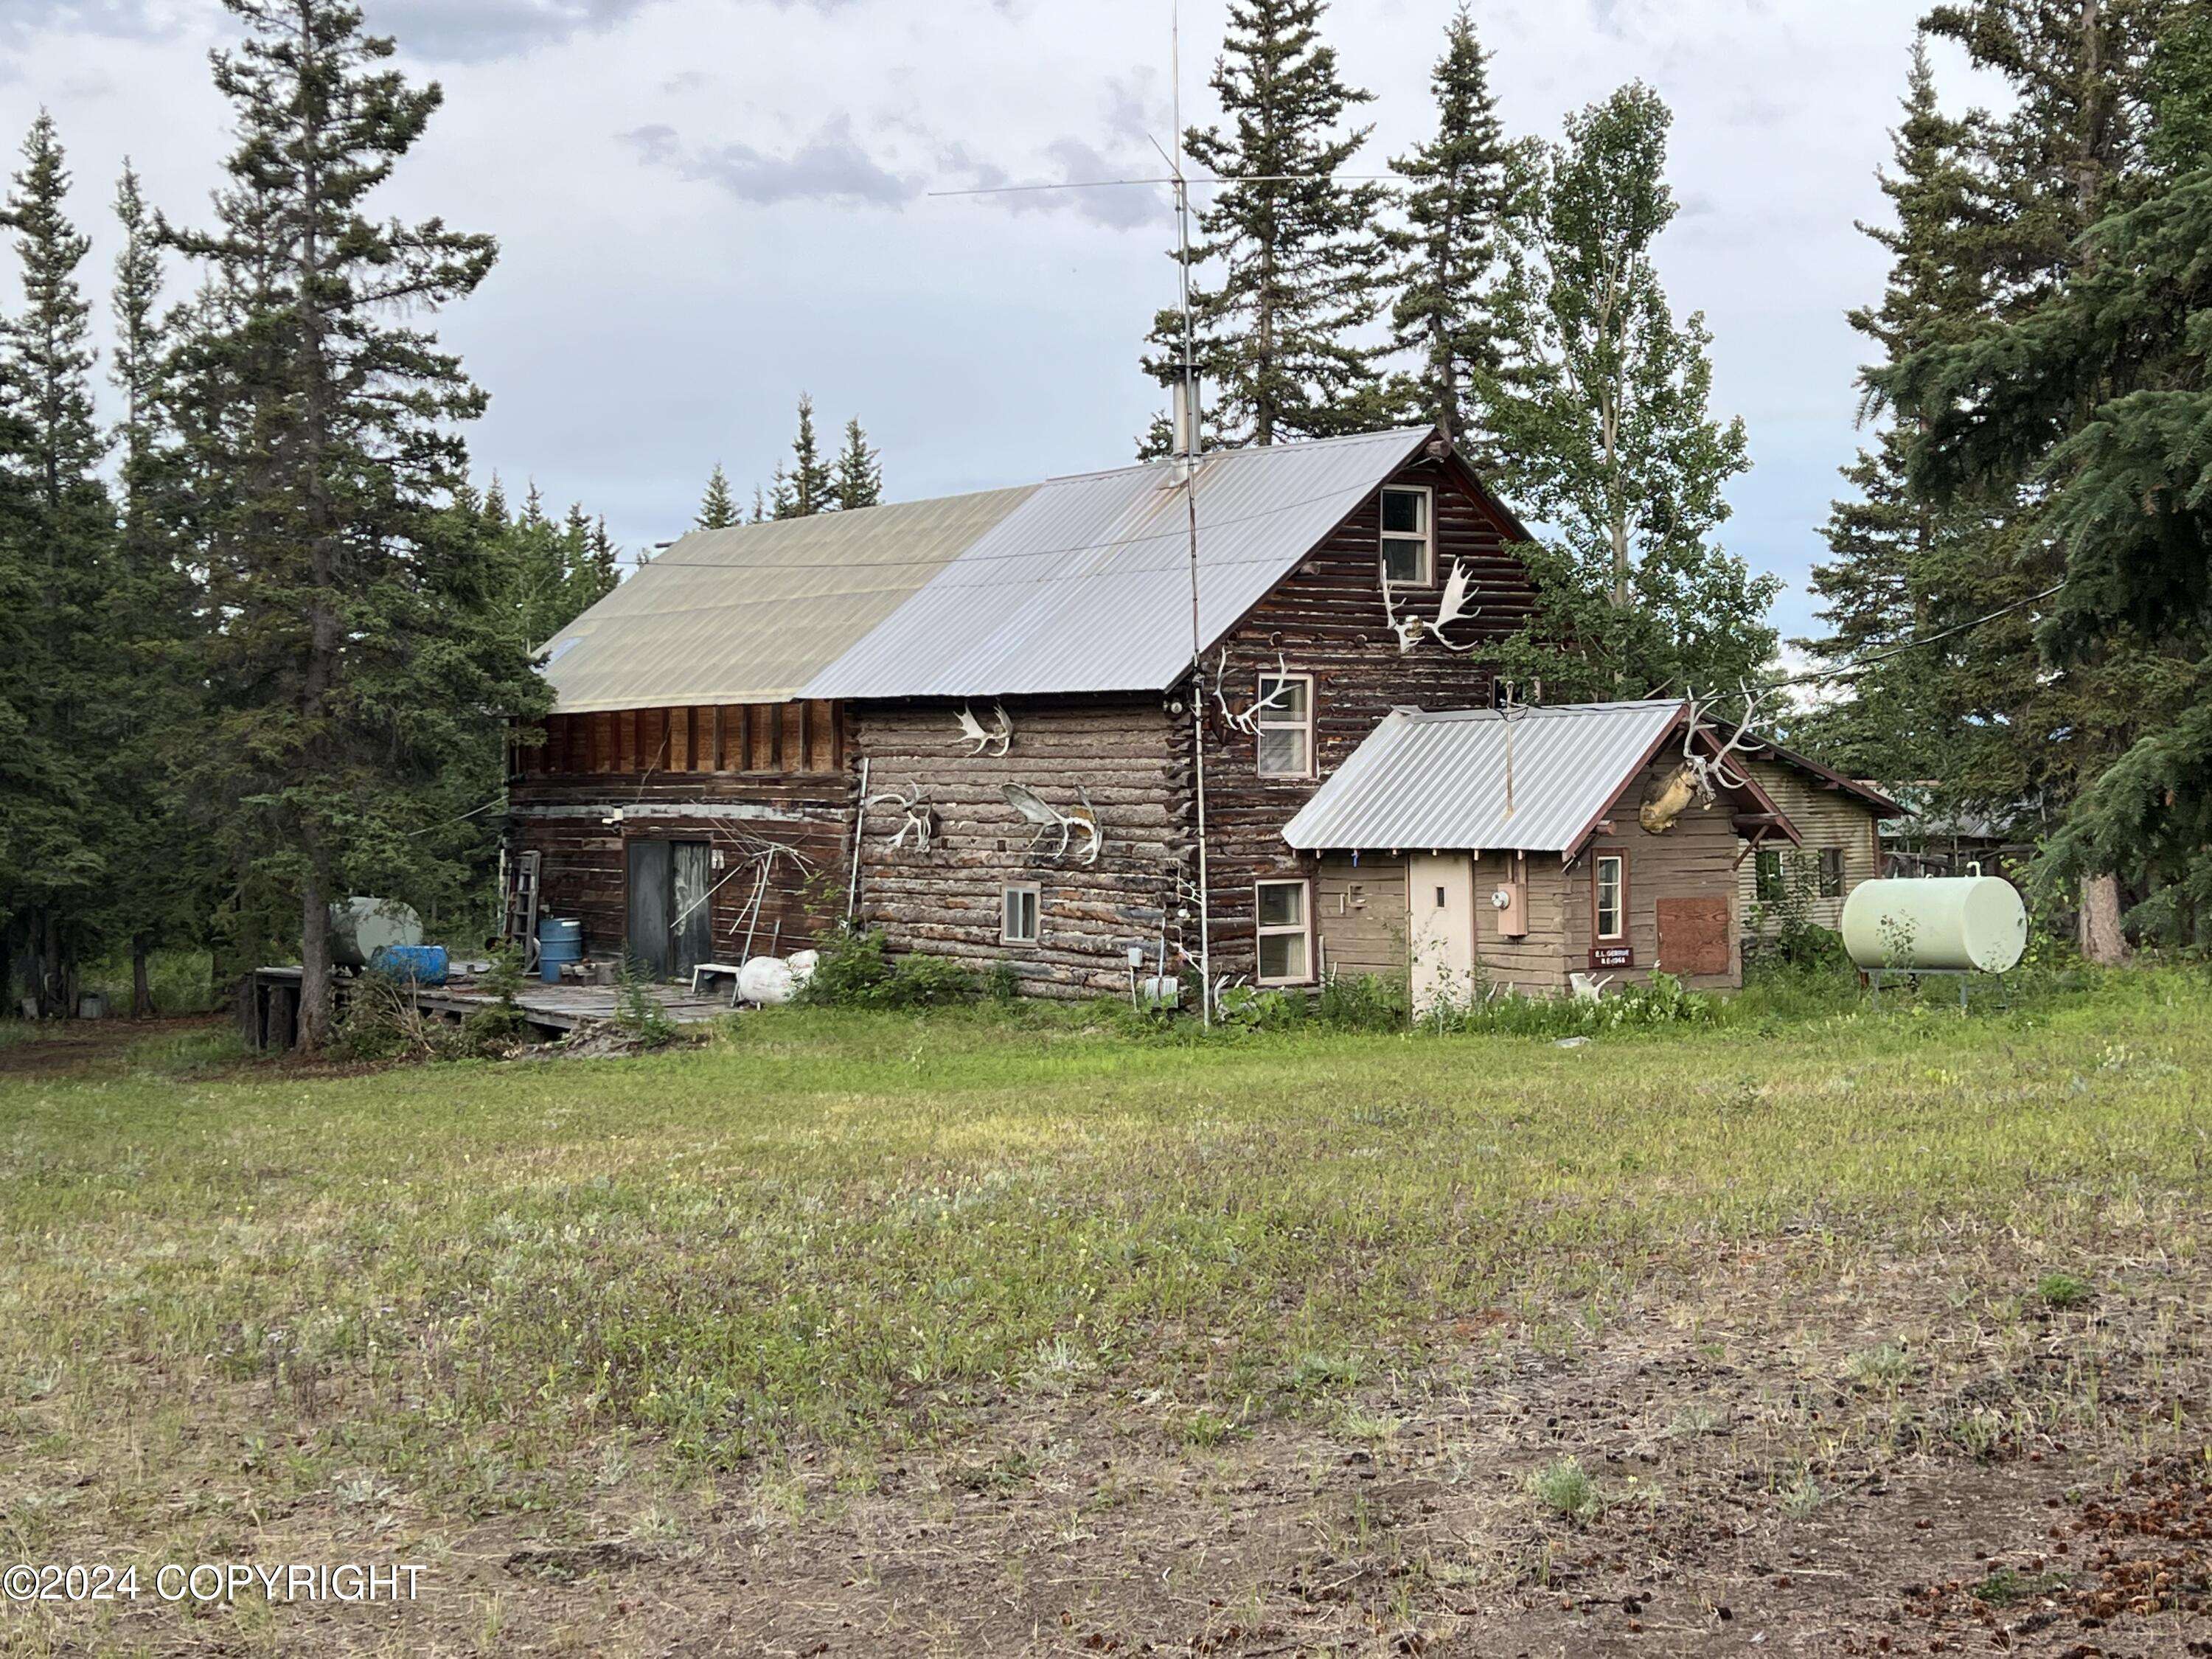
[503,849,542,971]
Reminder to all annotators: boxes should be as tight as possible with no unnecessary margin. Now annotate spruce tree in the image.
[832,417,881,510]
[0,112,111,1016]
[102,161,208,1015]
[1891,4,2211,946]
[768,394,834,518]
[161,0,536,1046]
[1795,45,1997,783]
[1879,0,2180,959]
[1141,0,1393,445]
[1388,4,1526,465]
[695,461,739,529]
[1489,84,1768,697]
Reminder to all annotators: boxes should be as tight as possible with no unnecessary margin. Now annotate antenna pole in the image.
[1172,0,1214,1027]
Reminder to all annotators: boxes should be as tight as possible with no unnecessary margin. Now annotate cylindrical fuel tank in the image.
[1840,877,2028,973]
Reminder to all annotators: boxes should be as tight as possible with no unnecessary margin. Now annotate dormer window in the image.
[1380,484,1434,586]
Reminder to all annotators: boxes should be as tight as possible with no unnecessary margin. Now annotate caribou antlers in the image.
[1001,782,1103,867]
[864,782,939,853]
[953,700,1013,757]
[1638,681,1770,835]
[1383,558,1483,653]
[1210,649,1301,735]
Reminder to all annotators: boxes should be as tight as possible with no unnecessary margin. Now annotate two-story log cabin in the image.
[509,425,1896,999]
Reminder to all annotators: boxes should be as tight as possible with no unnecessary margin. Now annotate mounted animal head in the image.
[1638,684,1767,835]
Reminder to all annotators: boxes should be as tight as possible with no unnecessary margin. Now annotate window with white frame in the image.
[1255,879,1312,984]
[1001,883,1040,945]
[1379,484,1434,586]
[1254,672,1315,779]
[1593,853,1626,942]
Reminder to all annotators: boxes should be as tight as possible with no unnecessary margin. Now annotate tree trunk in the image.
[2077,872,2129,965]
[298,851,333,1050]
[131,936,153,1020]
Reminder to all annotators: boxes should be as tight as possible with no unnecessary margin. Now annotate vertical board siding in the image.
[1736,758,1885,932]
[510,700,853,971]
[849,697,1180,999]
[1181,454,1537,984]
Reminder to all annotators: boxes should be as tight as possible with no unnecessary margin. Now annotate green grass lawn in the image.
[0,968,2207,1652]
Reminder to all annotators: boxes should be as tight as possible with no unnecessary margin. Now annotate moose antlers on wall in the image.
[864,781,940,853]
[1383,557,1483,654]
[952,701,1013,757]
[1001,782,1102,867]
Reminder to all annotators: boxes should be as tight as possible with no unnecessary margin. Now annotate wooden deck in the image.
[248,966,733,1050]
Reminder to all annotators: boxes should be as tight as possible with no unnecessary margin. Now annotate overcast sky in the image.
[2,0,1982,640]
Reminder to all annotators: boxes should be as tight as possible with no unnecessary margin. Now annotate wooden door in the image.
[669,841,712,979]
[1408,852,1476,1015]
[625,839,672,978]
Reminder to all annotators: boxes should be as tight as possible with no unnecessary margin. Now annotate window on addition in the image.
[1593,854,1627,942]
[1818,846,1845,899]
[1380,484,1434,586]
[1254,880,1312,985]
[1254,672,1315,779]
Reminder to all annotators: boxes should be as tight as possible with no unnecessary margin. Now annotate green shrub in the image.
[614,956,678,1047]
[2037,1271,2094,1309]
[797,926,893,1005]
[1314,971,1410,1032]
[1527,1456,1603,1522]
[799,927,977,1009]
[985,959,1021,1004]
[1430,972,1718,1040]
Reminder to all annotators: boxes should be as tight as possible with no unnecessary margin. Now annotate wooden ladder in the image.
[503,849,542,970]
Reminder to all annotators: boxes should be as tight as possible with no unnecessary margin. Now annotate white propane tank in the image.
[1840,876,2028,973]
[737,956,798,1006]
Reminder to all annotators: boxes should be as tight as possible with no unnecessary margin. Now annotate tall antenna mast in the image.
[1170,0,1215,1027]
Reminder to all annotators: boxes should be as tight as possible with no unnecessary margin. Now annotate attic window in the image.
[1255,673,1314,779]
[1380,485,1433,586]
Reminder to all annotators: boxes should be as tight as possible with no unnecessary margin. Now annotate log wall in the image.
[849,696,1182,998]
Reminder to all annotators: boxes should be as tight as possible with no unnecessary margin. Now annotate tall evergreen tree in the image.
[1877,0,2180,959]
[0,112,112,1016]
[102,161,209,1016]
[1388,4,1527,465]
[1796,45,2001,782]
[1889,2,2211,947]
[695,461,739,529]
[1142,0,1393,445]
[767,394,834,518]
[161,0,538,1046]
[832,416,881,510]
[1489,84,1770,698]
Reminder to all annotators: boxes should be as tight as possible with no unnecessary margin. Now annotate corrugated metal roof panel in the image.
[801,426,1433,699]
[540,486,1035,714]
[1281,700,1689,854]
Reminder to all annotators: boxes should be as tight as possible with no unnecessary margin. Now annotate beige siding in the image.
[1558,761,1743,992]
[1314,857,1408,982]
[1472,851,1574,994]
[1737,759,1885,933]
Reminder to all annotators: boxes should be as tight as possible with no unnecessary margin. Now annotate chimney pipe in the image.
[1172,369,1199,459]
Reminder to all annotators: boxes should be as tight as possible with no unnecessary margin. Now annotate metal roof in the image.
[538,426,1436,712]
[1281,700,1691,855]
[804,427,1433,699]
[540,487,1034,713]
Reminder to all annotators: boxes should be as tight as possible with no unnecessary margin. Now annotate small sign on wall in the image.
[1589,945,1634,970]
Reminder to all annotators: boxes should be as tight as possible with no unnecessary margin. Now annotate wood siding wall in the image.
[1313,857,1408,981]
[509,702,852,967]
[849,697,1181,999]
[1183,453,1537,984]
[1562,760,1743,991]
[1735,758,1884,933]
[1472,851,1576,994]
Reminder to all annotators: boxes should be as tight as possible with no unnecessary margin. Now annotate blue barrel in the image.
[537,917,583,984]
[369,943,450,986]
